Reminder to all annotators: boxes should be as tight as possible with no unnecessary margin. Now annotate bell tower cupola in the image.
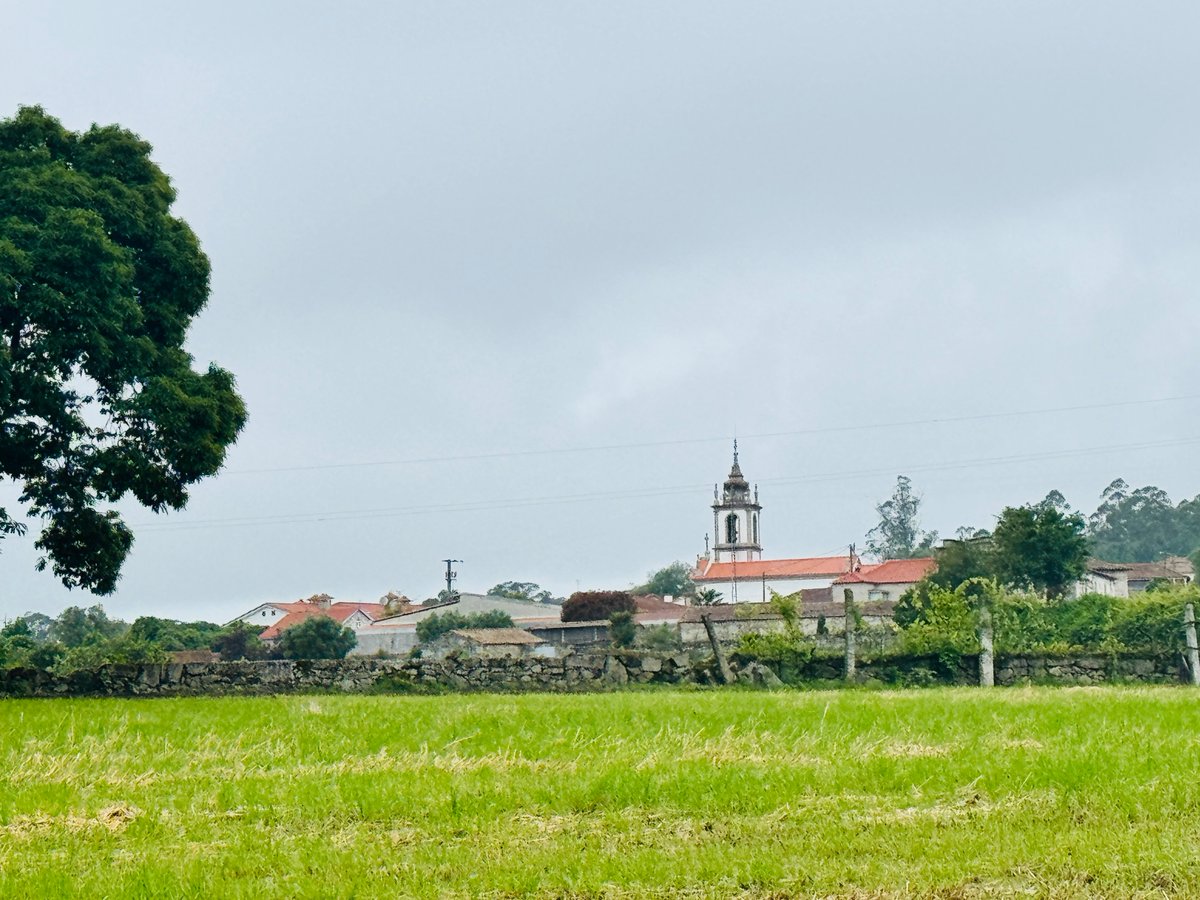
[710,440,762,563]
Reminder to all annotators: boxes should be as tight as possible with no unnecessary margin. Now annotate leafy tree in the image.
[211,621,267,661]
[48,604,125,648]
[925,536,995,592]
[635,562,695,597]
[487,581,558,604]
[561,591,636,623]
[127,616,221,650]
[992,504,1089,599]
[693,587,723,606]
[277,615,356,660]
[609,611,636,648]
[415,610,514,643]
[1088,479,1200,561]
[0,106,246,592]
[865,476,937,559]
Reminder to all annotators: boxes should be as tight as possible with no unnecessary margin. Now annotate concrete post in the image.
[978,605,994,687]
[843,588,856,682]
[1185,603,1200,686]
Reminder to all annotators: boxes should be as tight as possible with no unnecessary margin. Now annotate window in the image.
[867,589,890,601]
[752,514,758,544]
[725,513,739,544]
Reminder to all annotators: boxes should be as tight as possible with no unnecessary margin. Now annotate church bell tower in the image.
[710,441,762,563]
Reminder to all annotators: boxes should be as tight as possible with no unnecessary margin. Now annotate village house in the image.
[229,594,395,644]
[1074,557,1194,598]
[351,592,563,656]
[832,557,937,604]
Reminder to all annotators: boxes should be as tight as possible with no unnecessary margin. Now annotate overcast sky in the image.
[2,1,1199,623]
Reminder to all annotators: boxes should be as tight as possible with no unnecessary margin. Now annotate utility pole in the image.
[442,559,462,598]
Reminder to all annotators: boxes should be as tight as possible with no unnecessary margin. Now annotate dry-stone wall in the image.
[0,651,1185,698]
[0,651,698,698]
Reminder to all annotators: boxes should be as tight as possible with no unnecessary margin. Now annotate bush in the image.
[211,622,269,661]
[415,610,514,644]
[278,616,356,660]
[561,591,635,623]
[637,624,682,652]
[609,611,636,648]
[731,630,814,682]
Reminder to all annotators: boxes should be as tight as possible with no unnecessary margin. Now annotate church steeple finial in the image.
[733,438,739,467]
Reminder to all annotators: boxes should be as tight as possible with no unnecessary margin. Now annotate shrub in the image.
[609,611,636,648]
[211,622,269,661]
[637,624,682,652]
[561,591,635,623]
[278,616,356,660]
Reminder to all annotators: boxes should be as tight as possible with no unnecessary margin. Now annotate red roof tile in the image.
[259,601,388,641]
[694,556,855,582]
[834,558,936,585]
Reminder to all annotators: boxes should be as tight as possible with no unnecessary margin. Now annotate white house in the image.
[832,558,937,605]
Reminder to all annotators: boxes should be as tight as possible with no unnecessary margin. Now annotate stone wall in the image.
[0,651,1186,698]
[0,651,698,698]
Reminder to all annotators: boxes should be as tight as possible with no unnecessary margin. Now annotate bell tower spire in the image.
[710,441,762,563]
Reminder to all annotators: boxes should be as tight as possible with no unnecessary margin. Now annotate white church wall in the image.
[697,575,839,604]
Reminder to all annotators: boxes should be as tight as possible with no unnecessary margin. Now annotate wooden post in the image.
[701,613,735,685]
[843,588,856,682]
[978,604,994,687]
[1185,603,1200,686]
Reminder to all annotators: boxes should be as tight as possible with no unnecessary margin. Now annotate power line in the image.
[134,433,1200,534]
[224,393,1200,476]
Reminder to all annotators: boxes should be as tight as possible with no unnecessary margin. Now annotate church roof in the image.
[694,556,855,582]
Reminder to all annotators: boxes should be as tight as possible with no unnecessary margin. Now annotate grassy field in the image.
[2,687,1199,898]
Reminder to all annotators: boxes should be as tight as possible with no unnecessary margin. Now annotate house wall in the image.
[680,613,895,645]
[350,627,417,657]
[1074,571,1129,598]
[233,605,289,627]
[694,575,838,604]
[839,581,920,605]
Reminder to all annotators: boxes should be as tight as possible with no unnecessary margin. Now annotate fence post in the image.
[1185,603,1200,686]
[978,604,995,687]
[843,588,856,682]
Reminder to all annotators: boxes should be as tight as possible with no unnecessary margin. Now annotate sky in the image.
[2,1,1199,623]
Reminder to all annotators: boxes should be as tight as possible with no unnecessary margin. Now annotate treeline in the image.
[0,606,355,673]
[869,476,1200,572]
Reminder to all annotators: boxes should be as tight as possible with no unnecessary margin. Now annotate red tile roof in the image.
[260,602,388,641]
[834,558,936,585]
[694,556,855,582]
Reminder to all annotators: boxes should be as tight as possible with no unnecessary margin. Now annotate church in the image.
[692,443,858,603]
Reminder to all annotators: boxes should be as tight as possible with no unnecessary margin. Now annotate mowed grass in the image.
[2,688,1200,898]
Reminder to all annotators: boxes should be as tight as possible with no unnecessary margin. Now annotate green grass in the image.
[2,687,1199,898]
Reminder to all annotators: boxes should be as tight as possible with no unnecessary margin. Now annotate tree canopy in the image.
[865,476,937,559]
[561,591,636,623]
[635,561,695,597]
[277,616,356,660]
[0,106,246,592]
[1088,479,1200,562]
[487,581,559,604]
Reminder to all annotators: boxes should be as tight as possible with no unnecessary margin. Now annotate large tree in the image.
[992,504,1089,599]
[635,561,695,597]
[0,107,246,592]
[865,475,938,559]
[1088,479,1200,562]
